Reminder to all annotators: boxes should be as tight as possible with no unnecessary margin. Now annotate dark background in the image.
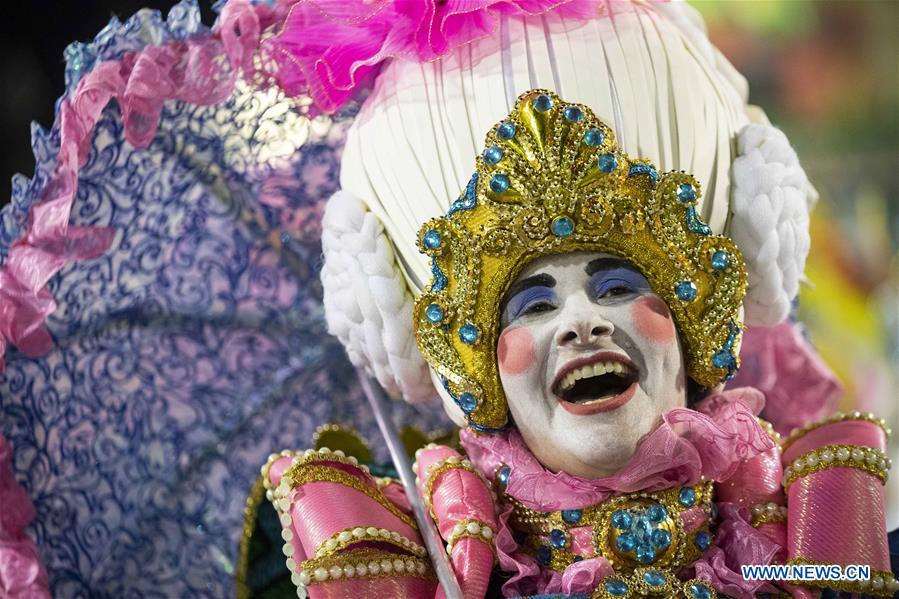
[0,1,216,204]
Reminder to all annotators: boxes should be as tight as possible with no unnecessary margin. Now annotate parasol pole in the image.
[356,370,464,599]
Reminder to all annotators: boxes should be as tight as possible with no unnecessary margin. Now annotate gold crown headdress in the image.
[413,90,747,432]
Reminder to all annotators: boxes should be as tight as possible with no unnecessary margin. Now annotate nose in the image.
[554,294,615,347]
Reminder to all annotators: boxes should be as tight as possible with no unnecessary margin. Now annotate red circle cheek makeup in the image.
[497,327,537,375]
[630,296,676,344]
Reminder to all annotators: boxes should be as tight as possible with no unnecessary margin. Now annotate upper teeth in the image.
[559,361,631,391]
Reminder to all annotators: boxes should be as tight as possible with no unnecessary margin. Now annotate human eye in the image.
[504,287,557,322]
[590,268,650,301]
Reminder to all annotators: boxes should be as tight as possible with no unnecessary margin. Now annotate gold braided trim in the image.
[313,526,427,560]
[781,412,890,451]
[298,547,436,587]
[749,502,787,527]
[421,457,487,520]
[235,473,267,599]
[445,519,497,560]
[785,558,899,596]
[782,444,890,491]
[590,572,717,598]
[286,463,417,529]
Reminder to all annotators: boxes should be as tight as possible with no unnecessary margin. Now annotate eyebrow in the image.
[502,273,556,309]
[584,257,637,276]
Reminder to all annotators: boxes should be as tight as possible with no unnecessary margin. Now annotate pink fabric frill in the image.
[0,434,51,598]
[0,0,288,372]
[460,389,775,596]
[461,388,773,512]
[729,321,841,435]
[263,0,662,114]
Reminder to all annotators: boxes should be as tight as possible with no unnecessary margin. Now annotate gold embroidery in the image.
[781,411,890,451]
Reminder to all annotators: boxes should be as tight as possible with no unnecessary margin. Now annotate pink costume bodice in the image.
[261,388,894,598]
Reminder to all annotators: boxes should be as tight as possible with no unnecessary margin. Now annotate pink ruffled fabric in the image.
[263,0,660,114]
[461,388,773,512]
[461,389,774,596]
[0,0,290,371]
[0,434,51,598]
[686,503,784,599]
[730,321,841,435]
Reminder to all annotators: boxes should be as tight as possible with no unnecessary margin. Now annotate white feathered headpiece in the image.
[320,1,812,403]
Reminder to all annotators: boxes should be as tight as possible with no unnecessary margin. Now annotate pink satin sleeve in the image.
[263,450,438,599]
[782,419,891,574]
[416,445,498,599]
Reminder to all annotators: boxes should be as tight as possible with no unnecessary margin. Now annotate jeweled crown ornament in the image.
[414,90,747,431]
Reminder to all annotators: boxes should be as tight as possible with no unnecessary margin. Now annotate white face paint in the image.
[495,252,687,479]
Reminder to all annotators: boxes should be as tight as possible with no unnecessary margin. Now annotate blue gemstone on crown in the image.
[676,281,697,301]
[483,146,504,165]
[643,571,666,587]
[536,545,552,565]
[616,532,636,552]
[551,216,575,237]
[459,392,478,413]
[711,250,729,271]
[497,122,517,140]
[459,323,479,344]
[646,504,667,523]
[694,531,711,551]
[563,105,584,121]
[598,153,618,173]
[651,529,671,549]
[611,510,633,530]
[677,183,697,203]
[423,229,442,249]
[533,94,553,111]
[425,303,444,323]
[549,529,567,549]
[497,465,511,486]
[605,580,628,596]
[689,583,712,599]
[584,128,604,146]
[635,546,656,564]
[679,487,696,506]
[561,509,583,524]
[489,173,511,193]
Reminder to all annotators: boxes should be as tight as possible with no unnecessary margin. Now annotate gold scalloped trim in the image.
[782,444,889,491]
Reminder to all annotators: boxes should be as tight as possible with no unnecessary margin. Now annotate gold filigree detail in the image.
[285,463,417,529]
[413,90,747,430]
[508,482,714,575]
[782,444,890,491]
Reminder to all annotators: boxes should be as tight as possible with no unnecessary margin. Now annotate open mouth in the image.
[553,356,639,414]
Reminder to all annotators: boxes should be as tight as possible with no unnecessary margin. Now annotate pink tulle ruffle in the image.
[0,434,51,598]
[461,388,773,512]
[263,0,655,114]
[730,321,841,435]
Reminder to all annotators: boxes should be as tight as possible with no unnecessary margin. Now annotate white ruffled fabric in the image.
[321,190,435,403]
[730,124,811,325]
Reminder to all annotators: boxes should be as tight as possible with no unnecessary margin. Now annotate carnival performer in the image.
[0,1,894,598]
[261,2,896,598]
